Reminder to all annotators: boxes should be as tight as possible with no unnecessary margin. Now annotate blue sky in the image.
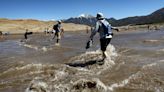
[0,0,163,20]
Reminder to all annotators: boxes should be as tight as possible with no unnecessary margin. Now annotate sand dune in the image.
[0,18,90,34]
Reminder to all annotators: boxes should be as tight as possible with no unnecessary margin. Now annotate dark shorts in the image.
[55,32,61,39]
[100,38,112,51]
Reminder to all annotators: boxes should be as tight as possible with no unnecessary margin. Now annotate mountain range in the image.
[63,7,164,26]
[63,14,97,26]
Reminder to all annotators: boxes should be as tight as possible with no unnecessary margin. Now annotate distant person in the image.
[154,25,158,30]
[0,31,3,39]
[91,27,94,32]
[86,13,119,61]
[147,25,150,30]
[52,20,64,45]
[24,29,33,40]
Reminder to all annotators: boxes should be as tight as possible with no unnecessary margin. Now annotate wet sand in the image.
[0,29,164,92]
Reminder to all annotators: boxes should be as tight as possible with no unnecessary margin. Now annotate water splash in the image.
[22,44,39,50]
[67,44,118,74]
[25,79,49,92]
[25,44,118,92]
[19,42,52,52]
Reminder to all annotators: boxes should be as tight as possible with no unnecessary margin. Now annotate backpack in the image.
[101,22,112,35]
[53,24,58,30]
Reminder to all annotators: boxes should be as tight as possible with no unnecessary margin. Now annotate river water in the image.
[0,29,164,92]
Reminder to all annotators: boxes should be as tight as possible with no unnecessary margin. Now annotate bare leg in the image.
[102,51,107,60]
[102,52,105,59]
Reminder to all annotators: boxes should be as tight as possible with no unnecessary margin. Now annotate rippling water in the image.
[0,30,164,92]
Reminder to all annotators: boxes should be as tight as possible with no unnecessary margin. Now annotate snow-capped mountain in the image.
[63,14,96,26]
[78,14,94,18]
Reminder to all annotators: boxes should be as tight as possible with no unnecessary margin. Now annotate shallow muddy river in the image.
[0,30,164,92]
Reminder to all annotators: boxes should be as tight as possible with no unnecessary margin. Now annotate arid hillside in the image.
[0,18,90,34]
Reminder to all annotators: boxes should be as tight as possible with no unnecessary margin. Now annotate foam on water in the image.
[25,80,49,92]
[67,44,118,74]
[108,71,142,91]
[107,60,164,91]
[26,77,110,92]
[0,64,43,76]
[19,42,53,52]
[25,44,118,92]
[71,78,109,92]
[22,44,39,50]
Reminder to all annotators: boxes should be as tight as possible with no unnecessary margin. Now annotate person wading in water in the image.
[52,20,64,46]
[87,13,119,63]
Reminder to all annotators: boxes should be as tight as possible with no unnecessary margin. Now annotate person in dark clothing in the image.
[52,20,64,45]
[0,31,3,39]
[24,29,33,40]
